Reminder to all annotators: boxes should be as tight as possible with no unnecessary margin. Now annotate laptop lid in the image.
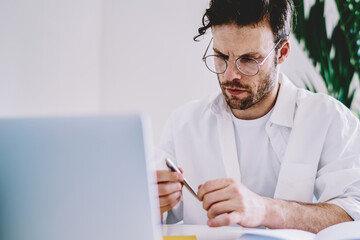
[0,114,161,240]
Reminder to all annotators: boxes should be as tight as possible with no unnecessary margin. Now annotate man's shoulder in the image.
[174,92,220,114]
[277,74,358,125]
[298,89,352,113]
[280,73,349,112]
[169,92,222,124]
[296,88,359,126]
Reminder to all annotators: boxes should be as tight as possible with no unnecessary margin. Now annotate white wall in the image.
[0,0,359,145]
[99,0,219,143]
[0,0,102,117]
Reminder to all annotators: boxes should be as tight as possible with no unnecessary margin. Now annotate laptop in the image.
[0,114,161,240]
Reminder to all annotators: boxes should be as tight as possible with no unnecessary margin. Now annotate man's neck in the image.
[231,82,280,120]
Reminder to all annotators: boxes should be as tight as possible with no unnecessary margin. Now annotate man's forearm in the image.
[263,198,353,233]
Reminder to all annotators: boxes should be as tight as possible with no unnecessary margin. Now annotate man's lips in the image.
[226,88,247,96]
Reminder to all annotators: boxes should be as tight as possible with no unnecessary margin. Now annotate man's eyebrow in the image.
[213,48,227,56]
[213,47,260,58]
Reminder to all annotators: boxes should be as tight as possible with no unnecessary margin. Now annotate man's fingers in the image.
[207,211,242,227]
[158,182,182,196]
[157,169,184,215]
[206,200,235,219]
[202,187,231,210]
[159,191,182,206]
[156,170,183,183]
[160,195,182,214]
[198,178,235,200]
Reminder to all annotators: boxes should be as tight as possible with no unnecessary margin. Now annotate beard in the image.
[218,59,278,110]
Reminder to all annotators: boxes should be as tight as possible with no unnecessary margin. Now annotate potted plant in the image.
[292,0,360,116]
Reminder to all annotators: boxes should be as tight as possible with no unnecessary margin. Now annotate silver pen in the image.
[165,158,199,201]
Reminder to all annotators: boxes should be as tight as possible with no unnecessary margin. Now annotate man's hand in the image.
[197,178,267,228]
[156,170,183,215]
[197,178,352,233]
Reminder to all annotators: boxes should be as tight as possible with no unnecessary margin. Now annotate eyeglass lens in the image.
[204,56,260,76]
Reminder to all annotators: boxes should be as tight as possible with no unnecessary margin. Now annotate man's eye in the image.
[239,57,255,63]
[217,55,228,60]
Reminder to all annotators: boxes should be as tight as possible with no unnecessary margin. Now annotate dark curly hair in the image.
[194,0,294,42]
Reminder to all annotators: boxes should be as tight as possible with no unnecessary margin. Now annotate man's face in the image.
[212,22,279,110]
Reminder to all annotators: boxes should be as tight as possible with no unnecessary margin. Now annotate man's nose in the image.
[223,60,242,81]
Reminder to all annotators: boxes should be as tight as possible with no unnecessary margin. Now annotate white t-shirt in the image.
[232,109,281,198]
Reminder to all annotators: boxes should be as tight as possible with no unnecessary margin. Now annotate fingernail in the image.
[198,184,202,189]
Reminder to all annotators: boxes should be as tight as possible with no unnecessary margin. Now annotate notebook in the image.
[0,114,161,240]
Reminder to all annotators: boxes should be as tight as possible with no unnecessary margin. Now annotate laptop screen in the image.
[0,114,161,240]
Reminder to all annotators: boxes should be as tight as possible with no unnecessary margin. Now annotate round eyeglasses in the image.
[202,38,284,76]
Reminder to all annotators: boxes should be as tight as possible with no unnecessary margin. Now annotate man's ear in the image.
[277,40,290,64]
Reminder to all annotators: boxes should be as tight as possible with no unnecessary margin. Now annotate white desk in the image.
[162,224,314,240]
[162,224,244,240]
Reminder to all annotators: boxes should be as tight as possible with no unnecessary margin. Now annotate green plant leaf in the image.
[292,0,359,109]
[334,0,360,78]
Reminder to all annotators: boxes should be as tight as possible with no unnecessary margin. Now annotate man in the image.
[155,0,360,233]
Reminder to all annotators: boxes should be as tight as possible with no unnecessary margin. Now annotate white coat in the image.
[155,73,360,224]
